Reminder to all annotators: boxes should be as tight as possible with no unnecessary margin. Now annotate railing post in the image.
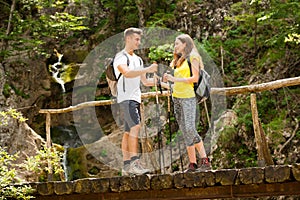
[46,112,53,181]
[250,93,265,166]
[250,93,274,167]
[46,112,51,148]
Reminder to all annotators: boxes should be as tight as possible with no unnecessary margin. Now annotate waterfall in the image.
[49,50,66,93]
[62,144,69,181]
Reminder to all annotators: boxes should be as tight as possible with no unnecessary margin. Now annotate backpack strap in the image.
[187,56,192,77]
[187,56,199,94]
[120,52,130,93]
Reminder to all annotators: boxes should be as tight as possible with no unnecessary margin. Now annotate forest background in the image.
[0,0,299,194]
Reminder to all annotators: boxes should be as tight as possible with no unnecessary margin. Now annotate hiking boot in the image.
[122,164,130,176]
[197,158,211,171]
[128,159,150,175]
[184,163,197,173]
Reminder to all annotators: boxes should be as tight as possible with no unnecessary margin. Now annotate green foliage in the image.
[1,0,89,58]
[263,116,286,144]
[0,108,27,126]
[213,125,257,169]
[235,97,253,132]
[218,126,237,148]
[11,85,30,99]
[0,148,34,200]
[2,83,11,98]
[60,63,80,83]
[285,33,300,44]
[219,0,300,85]
[148,43,174,63]
[95,95,110,101]
[66,147,86,180]
[19,145,65,182]
[146,12,175,27]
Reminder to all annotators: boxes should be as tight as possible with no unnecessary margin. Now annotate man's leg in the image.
[122,132,130,161]
[121,132,131,175]
[122,100,150,175]
[128,124,140,159]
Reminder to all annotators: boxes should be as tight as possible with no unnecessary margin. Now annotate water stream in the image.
[49,50,66,93]
[62,144,69,181]
[53,126,82,181]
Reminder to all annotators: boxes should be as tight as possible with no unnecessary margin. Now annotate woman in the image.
[163,34,211,172]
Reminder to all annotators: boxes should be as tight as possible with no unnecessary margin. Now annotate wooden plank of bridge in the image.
[30,164,300,199]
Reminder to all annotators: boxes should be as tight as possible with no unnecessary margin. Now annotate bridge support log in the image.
[250,93,274,166]
[46,112,53,181]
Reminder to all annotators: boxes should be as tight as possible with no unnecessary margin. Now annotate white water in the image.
[50,53,66,93]
[62,144,69,181]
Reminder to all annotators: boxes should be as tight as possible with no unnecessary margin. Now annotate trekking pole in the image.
[177,130,184,172]
[167,85,173,172]
[154,73,165,174]
[140,101,157,171]
[154,73,161,173]
[203,100,211,127]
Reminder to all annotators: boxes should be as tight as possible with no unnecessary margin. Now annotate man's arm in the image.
[117,63,158,78]
[141,74,169,89]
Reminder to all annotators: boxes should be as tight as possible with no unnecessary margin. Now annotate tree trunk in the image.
[6,0,16,36]
[135,0,145,27]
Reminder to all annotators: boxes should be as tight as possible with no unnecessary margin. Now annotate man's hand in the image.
[146,62,158,73]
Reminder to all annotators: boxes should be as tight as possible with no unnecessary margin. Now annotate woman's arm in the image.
[163,57,199,84]
[141,74,169,89]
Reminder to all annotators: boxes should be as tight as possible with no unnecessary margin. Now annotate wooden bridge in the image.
[34,76,300,199]
[30,164,300,199]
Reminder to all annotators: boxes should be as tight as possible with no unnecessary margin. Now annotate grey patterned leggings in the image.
[173,97,202,146]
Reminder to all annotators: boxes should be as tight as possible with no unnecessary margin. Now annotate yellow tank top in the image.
[172,59,195,98]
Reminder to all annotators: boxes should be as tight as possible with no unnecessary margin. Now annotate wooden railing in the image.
[39,76,300,178]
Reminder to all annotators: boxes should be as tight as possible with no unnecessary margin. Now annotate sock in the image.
[130,156,139,163]
[124,160,130,166]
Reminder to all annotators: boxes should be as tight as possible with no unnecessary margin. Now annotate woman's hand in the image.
[163,73,174,82]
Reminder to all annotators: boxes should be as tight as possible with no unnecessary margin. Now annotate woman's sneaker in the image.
[128,159,150,175]
[197,158,211,171]
[184,163,198,173]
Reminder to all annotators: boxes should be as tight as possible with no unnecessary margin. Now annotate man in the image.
[113,27,158,175]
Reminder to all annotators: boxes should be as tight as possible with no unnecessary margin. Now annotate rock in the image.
[237,167,264,184]
[265,165,291,183]
[215,168,237,185]
[292,163,300,181]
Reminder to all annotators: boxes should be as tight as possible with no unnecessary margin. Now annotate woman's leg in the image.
[174,97,200,171]
[186,145,197,163]
[195,141,207,158]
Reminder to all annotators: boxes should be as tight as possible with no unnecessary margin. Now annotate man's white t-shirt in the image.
[113,50,143,103]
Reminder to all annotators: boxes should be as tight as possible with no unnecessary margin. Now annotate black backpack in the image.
[187,57,211,102]
[105,52,129,96]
